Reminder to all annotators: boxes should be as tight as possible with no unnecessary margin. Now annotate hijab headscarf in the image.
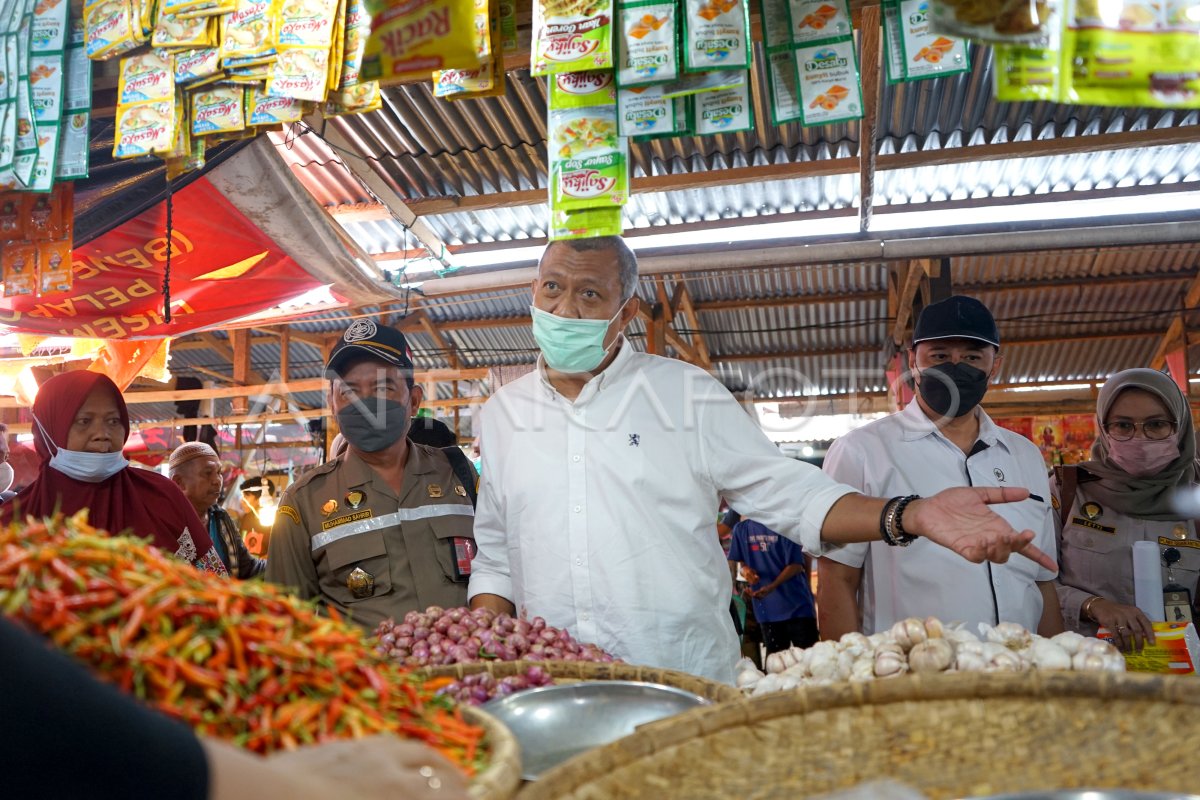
[1,371,226,575]
[1079,368,1199,520]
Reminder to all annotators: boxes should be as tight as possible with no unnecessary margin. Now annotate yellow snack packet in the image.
[362,0,482,86]
[113,99,176,157]
[191,85,246,135]
[153,10,212,48]
[248,85,304,123]
[221,0,279,63]
[327,0,346,89]
[2,241,38,297]
[38,240,74,296]
[177,0,238,17]
[85,0,140,59]
[323,79,381,115]
[119,50,175,104]
[269,45,331,100]
[339,0,370,86]
[278,0,340,47]
[175,47,222,83]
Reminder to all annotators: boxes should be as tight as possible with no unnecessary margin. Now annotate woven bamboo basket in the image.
[518,671,1200,799]
[418,660,742,704]
[460,704,522,800]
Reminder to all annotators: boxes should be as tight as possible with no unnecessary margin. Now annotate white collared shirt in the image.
[468,341,855,683]
[821,401,1057,634]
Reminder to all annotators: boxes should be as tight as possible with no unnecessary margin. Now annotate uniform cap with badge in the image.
[912,295,1001,348]
[326,318,415,378]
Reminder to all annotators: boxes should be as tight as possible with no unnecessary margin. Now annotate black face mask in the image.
[917,362,989,418]
[336,398,411,453]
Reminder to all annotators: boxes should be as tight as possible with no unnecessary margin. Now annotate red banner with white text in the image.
[0,178,322,338]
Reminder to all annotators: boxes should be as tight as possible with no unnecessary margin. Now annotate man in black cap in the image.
[264,319,477,630]
[818,295,1065,640]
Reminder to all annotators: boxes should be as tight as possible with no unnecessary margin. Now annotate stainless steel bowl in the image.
[973,792,1200,799]
[482,680,711,780]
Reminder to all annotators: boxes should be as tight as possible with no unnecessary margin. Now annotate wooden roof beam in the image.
[674,282,713,371]
[858,4,881,233]
[890,260,933,347]
[1151,272,1200,369]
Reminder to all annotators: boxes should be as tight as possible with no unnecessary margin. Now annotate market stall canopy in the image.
[0,136,407,341]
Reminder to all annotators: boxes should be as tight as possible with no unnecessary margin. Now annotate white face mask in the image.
[34,415,129,483]
[0,462,13,493]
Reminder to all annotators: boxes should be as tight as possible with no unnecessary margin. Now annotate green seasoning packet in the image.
[497,0,517,53]
[616,0,678,87]
[758,0,793,49]
[787,0,852,45]
[617,82,687,137]
[691,78,753,135]
[549,70,618,109]
[992,44,1059,101]
[881,0,905,82]
[549,206,624,241]
[795,38,863,126]
[683,0,750,72]
[14,4,39,189]
[532,0,615,76]
[765,47,803,125]
[548,106,628,211]
[895,0,969,81]
[1062,18,1200,107]
[660,67,744,98]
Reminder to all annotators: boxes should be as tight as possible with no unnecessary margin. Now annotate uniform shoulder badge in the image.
[346,490,366,509]
[427,484,444,498]
[1051,496,1060,511]
[322,499,339,516]
[454,484,467,497]
[1081,501,1102,521]
[277,505,301,525]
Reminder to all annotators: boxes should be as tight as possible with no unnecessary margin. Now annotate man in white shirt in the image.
[468,238,1056,683]
[818,295,1065,640]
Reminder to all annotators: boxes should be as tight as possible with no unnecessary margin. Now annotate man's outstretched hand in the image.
[904,487,1057,572]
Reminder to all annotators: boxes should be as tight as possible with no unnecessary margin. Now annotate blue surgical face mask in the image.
[531,304,625,374]
[34,415,129,483]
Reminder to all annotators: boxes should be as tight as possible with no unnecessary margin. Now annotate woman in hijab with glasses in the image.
[1053,368,1200,652]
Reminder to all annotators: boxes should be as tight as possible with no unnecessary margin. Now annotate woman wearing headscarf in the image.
[1053,368,1200,651]
[0,371,226,575]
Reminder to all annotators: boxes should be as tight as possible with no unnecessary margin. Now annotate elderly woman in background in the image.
[1053,368,1200,651]
[0,371,226,576]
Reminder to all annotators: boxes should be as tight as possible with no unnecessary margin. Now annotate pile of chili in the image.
[0,513,487,774]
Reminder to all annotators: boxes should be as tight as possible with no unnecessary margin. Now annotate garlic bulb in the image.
[839,631,873,659]
[944,626,982,647]
[874,646,908,677]
[809,647,841,680]
[1050,631,1086,656]
[985,621,1033,651]
[1103,654,1127,672]
[908,638,956,673]
[849,655,875,682]
[923,616,945,639]
[835,650,856,681]
[779,647,801,671]
[1027,639,1071,671]
[783,660,809,678]
[764,651,787,675]
[954,648,987,672]
[890,617,928,651]
[752,674,784,695]
[736,668,764,689]
[867,632,891,649]
[777,674,802,691]
[1072,651,1107,672]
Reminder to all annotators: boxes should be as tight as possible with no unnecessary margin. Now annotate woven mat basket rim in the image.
[460,704,522,800]
[518,670,1200,800]
[415,660,742,703]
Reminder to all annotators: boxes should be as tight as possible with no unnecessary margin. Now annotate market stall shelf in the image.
[418,659,744,705]
[518,671,1200,799]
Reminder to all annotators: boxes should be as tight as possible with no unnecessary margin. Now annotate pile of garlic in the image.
[735,618,1125,696]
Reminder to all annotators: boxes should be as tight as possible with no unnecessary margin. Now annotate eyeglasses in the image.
[1103,419,1176,441]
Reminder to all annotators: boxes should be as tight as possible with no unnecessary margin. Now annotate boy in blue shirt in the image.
[727,517,819,653]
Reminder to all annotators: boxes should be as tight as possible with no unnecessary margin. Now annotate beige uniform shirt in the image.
[265,444,475,631]
[1053,473,1200,635]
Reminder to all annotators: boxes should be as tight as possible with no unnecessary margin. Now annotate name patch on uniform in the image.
[321,510,374,531]
[277,505,301,525]
[1159,536,1200,550]
[1072,517,1116,534]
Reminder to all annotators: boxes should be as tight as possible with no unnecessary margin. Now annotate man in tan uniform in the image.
[265,321,476,631]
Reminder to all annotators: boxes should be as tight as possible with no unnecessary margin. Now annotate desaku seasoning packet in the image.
[531,0,614,76]
[548,106,628,212]
[683,0,750,72]
[795,38,863,125]
[616,0,678,87]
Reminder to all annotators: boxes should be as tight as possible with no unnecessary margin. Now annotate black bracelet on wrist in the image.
[892,494,919,545]
[880,494,920,547]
